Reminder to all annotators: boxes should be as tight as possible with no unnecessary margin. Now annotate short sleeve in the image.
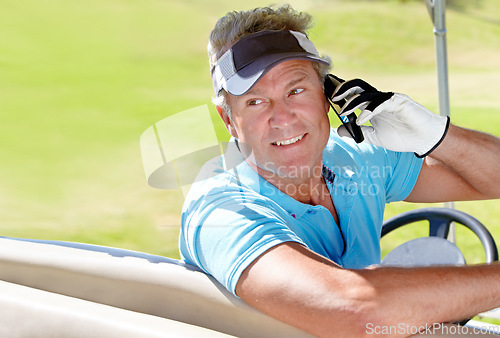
[180,186,304,297]
[383,150,424,203]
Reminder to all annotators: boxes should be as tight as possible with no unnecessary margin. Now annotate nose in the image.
[269,100,295,129]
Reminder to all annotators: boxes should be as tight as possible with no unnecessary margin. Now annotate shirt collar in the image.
[223,138,323,219]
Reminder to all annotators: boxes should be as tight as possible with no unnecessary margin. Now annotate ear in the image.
[324,96,330,115]
[216,106,238,138]
[320,92,330,116]
[320,80,330,115]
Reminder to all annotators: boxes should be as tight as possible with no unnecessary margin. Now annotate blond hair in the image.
[209,5,331,115]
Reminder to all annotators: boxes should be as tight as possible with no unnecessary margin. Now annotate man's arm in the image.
[406,124,500,202]
[332,79,500,203]
[236,241,500,338]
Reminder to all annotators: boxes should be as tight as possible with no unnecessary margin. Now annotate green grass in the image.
[1,0,499,263]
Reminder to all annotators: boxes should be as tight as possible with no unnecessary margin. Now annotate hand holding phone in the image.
[324,74,364,143]
[325,76,449,157]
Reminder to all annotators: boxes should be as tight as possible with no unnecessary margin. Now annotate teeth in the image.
[274,134,304,146]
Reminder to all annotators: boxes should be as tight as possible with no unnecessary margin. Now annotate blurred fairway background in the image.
[1,0,499,263]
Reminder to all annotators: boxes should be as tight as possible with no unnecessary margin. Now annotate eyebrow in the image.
[287,75,308,89]
[243,75,309,97]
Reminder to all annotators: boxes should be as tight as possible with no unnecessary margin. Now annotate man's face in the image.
[221,59,331,179]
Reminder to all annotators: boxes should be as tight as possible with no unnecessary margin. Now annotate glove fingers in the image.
[339,91,383,116]
[331,78,377,102]
[331,86,364,103]
[365,92,394,113]
[356,109,377,126]
[356,92,395,125]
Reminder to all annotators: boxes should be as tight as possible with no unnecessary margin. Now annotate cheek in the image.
[301,96,330,121]
[238,113,266,135]
[231,117,259,145]
[314,91,330,114]
[317,95,331,122]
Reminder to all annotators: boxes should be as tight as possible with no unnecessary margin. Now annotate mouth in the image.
[272,133,306,146]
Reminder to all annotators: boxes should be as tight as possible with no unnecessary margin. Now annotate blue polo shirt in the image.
[179,129,423,296]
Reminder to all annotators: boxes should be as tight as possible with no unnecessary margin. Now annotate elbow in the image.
[326,285,421,338]
[320,275,411,338]
[341,298,384,337]
[320,304,400,338]
[309,279,386,337]
[309,302,387,338]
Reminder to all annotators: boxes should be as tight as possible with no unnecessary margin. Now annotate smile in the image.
[272,134,305,146]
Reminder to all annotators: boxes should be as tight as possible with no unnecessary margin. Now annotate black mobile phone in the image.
[324,74,364,143]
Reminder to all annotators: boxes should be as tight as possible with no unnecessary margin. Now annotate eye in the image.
[289,88,304,96]
[247,99,264,106]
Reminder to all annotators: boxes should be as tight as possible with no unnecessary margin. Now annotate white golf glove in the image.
[331,79,450,158]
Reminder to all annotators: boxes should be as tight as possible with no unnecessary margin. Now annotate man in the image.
[179,5,500,337]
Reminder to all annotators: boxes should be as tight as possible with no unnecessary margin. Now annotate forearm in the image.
[312,263,500,337]
[237,243,500,337]
[354,263,500,332]
[429,124,500,199]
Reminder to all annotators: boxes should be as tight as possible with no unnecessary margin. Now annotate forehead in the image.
[244,60,320,93]
[265,59,318,78]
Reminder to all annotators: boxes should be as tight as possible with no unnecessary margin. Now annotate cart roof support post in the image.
[426,0,455,221]
[426,0,451,118]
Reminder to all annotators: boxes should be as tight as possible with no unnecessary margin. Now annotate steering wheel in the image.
[381,207,498,326]
[381,207,498,265]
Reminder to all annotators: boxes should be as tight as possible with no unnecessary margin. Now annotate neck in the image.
[248,160,329,205]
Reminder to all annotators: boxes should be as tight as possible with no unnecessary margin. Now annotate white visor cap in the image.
[211,30,330,96]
